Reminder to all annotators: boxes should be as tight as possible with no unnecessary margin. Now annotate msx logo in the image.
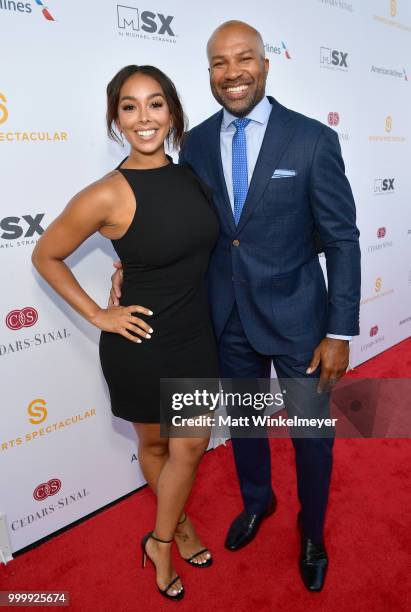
[374,179,395,193]
[1,214,45,240]
[117,5,175,36]
[320,47,348,68]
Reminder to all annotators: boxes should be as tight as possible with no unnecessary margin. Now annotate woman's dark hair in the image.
[106,65,186,150]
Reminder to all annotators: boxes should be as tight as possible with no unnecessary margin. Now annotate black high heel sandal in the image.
[175,514,213,568]
[141,531,185,601]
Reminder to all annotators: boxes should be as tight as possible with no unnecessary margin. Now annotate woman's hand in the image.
[90,305,153,343]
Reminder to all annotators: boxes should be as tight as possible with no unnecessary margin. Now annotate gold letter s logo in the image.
[28,398,48,424]
[0,92,8,125]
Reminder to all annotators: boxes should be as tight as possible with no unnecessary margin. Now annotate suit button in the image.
[232,239,240,247]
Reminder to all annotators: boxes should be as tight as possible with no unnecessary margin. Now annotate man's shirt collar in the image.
[221,95,272,130]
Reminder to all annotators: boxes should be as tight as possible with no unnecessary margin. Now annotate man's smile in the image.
[223,84,251,99]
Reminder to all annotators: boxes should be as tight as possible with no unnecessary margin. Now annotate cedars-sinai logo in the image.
[370,325,379,337]
[6,307,38,330]
[33,478,61,501]
[327,112,340,127]
[327,112,349,142]
[367,227,392,254]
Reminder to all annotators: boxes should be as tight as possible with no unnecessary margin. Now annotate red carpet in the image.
[1,339,410,611]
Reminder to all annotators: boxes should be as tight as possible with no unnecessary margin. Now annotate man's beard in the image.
[211,84,266,117]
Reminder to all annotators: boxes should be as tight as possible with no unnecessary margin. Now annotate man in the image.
[110,21,361,591]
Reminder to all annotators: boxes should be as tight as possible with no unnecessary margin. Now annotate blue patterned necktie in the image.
[232,117,251,225]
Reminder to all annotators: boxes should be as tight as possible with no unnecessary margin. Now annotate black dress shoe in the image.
[297,513,328,592]
[225,495,277,551]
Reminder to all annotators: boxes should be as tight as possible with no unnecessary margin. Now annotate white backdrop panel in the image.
[0,0,410,553]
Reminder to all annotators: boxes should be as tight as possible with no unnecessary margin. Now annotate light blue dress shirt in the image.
[221,96,272,209]
[220,96,351,343]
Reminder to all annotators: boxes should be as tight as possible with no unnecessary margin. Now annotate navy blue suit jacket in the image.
[179,96,361,355]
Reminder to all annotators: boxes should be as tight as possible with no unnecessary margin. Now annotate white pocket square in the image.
[271,169,297,178]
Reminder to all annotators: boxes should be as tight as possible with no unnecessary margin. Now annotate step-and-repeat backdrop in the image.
[0,0,410,554]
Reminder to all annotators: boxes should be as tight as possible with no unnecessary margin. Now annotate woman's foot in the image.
[144,534,184,597]
[174,515,212,566]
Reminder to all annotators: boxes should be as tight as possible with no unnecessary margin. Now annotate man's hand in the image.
[109,260,123,307]
[306,337,350,394]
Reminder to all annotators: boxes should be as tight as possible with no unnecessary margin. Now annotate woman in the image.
[32,65,220,601]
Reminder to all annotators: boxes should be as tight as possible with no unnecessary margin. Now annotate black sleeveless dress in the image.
[99,158,220,423]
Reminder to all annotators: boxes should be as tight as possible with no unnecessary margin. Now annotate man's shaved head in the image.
[207,20,269,117]
[207,20,265,61]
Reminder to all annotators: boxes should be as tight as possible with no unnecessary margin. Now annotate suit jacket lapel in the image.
[206,110,237,233]
[236,98,296,234]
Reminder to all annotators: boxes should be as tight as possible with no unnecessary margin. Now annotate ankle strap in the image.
[177,513,187,526]
[150,531,173,544]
